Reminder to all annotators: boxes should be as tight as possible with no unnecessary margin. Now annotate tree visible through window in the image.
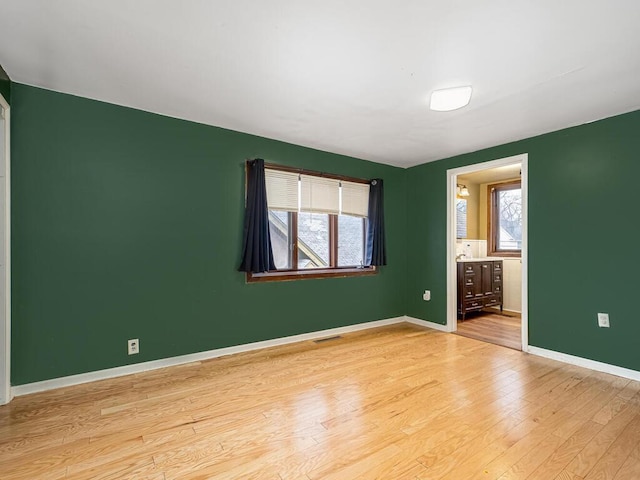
[489,181,522,256]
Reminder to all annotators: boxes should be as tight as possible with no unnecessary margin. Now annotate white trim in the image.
[446,153,529,352]
[12,314,640,397]
[0,93,10,405]
[528,346,640,382]
[12,317,405,397]
[520,157,529,352]
[446,173,455,330]
[404,315,453,332]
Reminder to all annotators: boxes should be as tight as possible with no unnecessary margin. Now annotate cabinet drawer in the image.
[494,283,502,294]
[464,299,483,311]
[463,287,475,299]
[463,264,477,275]
[493,262,502,274]
[484,295,499,307]
[493,274,502,284]
[464,276,475,287]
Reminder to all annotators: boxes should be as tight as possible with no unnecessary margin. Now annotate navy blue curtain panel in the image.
[365,179,387,266]
[238,159,276,273]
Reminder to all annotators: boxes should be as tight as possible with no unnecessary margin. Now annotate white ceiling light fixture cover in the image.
[430,86,473,111]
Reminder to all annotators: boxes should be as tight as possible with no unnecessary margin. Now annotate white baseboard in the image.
[15,316,638,397]
[404,315,452,332]
[12,317,405,397]
[528,346,640,382]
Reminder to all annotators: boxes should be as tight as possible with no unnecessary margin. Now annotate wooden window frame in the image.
[488,180,522,258]
[247,164,376,283]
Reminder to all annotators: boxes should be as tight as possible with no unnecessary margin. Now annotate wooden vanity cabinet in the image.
[457,260,503,320]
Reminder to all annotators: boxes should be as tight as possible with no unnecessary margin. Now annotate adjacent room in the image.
[454,163,524,351]
[1,2,640,479]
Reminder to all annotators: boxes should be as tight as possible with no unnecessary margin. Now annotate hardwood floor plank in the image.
[631,437,640,460]
[497,432,566,480]
[353,458,427,480]
[612,454,640,480]
[1,323,638,480]
[566,405,637,477]
[554,471,584,480]
[469,409,577,480]
[456,313,521,350]
[525,420,603,479]
[617,381,640,401]
[583,415,640,480]
[307,443,402,480]
[415,415,526,479]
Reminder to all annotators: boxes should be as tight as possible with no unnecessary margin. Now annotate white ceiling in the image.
[1,1,640,168]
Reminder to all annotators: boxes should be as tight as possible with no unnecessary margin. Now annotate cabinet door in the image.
[481,262,493,295]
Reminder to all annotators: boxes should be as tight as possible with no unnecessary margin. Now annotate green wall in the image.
[11,84,407,385]
[407,109,640,372]
[11,81,640,385]
[0,63,9,104]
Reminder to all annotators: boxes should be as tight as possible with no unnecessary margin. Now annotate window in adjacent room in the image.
[249,165,375,282]
[488,180,522,256]
[456,198,467,239]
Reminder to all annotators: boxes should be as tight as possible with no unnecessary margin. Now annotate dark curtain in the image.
[238,159,276,273]
[365,178,387,266]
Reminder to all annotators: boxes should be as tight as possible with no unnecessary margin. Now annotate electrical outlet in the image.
[128,338,140,355]
[597,313,610,328]
[423,290,431,301]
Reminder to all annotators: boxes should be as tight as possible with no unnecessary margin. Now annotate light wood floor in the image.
[457,312,522,350]
[2,324,640,480]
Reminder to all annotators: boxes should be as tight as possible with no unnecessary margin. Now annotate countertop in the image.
[456,257,505,262]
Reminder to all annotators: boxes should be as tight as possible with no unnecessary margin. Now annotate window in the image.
[488,180,522,256]
[456,198,467,239]
[248,164,375,282]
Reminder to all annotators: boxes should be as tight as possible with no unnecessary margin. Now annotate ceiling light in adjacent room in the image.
[430,86,473,111]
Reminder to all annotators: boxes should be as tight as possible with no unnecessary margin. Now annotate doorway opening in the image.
[446,154,528,351]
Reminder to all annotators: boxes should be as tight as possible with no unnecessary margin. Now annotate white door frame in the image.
[446,153,529,351]
[0,93,11,404]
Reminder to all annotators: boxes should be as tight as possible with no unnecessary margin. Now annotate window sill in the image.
[247,266,377,283]
[489,251,521,258]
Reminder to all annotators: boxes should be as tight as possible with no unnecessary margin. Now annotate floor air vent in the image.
[313,335,342,343]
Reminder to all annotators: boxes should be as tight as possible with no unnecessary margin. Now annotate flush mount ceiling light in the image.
[430,86,473,111]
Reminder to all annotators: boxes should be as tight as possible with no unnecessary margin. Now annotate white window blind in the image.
[341,181,370,217]
[300,175,340,214]
[264,169,298,212]
[264,167,370,217]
